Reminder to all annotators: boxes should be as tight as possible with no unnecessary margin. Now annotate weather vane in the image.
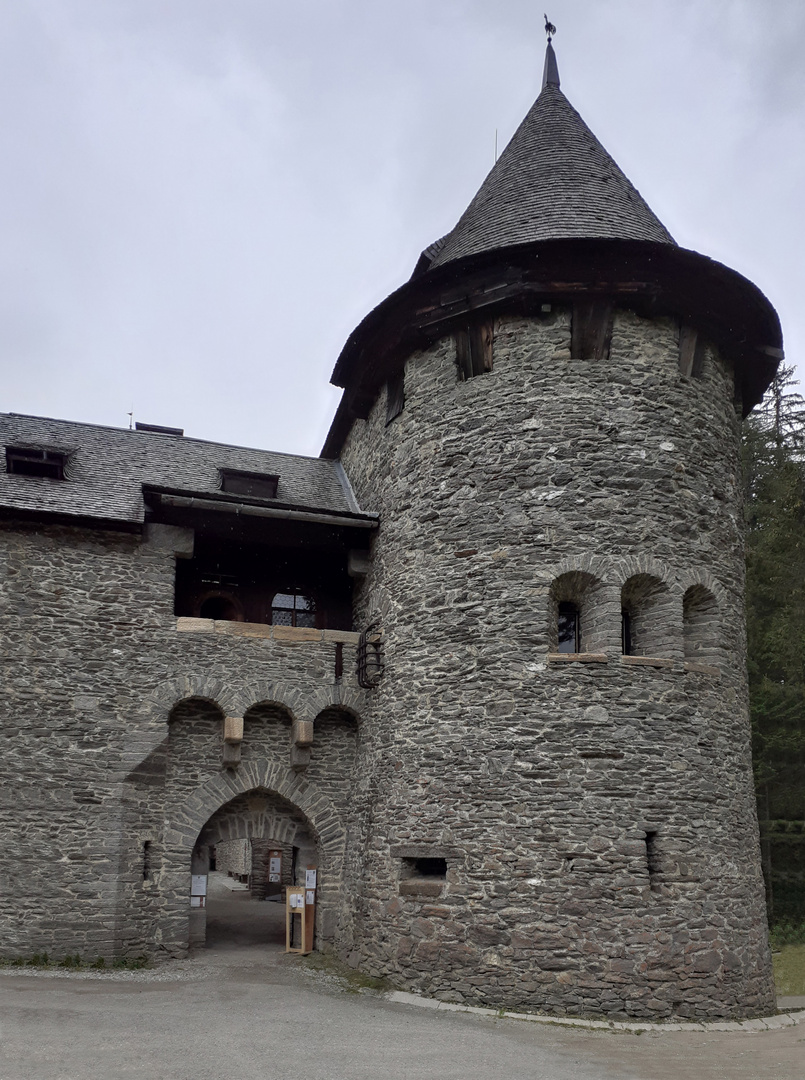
[544,14,556,43]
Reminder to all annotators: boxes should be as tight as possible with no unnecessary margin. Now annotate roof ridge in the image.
[1,412,328,465]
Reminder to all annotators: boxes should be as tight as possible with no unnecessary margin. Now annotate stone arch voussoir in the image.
[677,568,727,608]
[550,554,610,585]
[235,681,364,724]
[145,675,240,721]
[166,758,347,886]
[612,555,674,591]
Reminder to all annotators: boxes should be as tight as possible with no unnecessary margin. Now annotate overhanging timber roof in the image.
[322,239,783,457]
[323,43,782,457]
[0,414,370,529]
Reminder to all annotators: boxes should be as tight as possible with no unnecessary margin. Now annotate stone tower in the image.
[324,42,783,1019]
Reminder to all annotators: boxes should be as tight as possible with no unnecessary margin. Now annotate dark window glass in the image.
[557,601,580,653]
[271,592,316,628]
[6,447,66,480]
[621,610,633,655]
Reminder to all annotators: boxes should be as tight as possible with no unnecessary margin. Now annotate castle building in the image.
[0,41,783,1019]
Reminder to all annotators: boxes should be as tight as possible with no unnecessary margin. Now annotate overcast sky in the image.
[2,0,803,456]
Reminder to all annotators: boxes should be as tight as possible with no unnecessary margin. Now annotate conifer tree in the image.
[743,364,805,928]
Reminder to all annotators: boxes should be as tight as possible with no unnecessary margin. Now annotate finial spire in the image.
[542,15,560,89]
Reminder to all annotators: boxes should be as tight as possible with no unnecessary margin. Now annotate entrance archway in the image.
[162,758,347,958]
[190,788,318,950]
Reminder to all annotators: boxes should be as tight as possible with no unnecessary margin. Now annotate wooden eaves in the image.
[321,238,783,458]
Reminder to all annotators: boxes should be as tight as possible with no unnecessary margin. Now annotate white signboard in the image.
[190,895,203,908]
[306,890,315,905]
[305,869,317,889]
[268,873,280,883]
[269,858,281,874]
[289,892,305,909]
[190,875,207,897]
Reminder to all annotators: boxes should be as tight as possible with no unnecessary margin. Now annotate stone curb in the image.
[384,991,805,1033]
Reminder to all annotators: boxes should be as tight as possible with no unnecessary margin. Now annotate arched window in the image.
[549,571,604,654]
[683,585,719,664]
[620,574,671,658]
[271,592,316,628]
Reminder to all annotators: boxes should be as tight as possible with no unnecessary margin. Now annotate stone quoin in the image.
[0,38,784,1019]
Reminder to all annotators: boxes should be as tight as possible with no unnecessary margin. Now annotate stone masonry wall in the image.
[0,519,365,963]
[338,306,774,1020]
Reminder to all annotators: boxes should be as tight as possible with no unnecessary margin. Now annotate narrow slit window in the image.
[645,831,660,890]
[678,326,706,378]
[386,371,405,425]
[557,601,580,653]
[621,610,633,655]
[455,321,494,380]
[142,841,152,882]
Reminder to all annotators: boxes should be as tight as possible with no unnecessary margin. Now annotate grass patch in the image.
[298,951,394,994]
[0,953,149,971]
[769,918,805,949]
[773,943,805,997]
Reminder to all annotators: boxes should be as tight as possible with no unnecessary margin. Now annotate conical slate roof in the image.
[427,44,674,270]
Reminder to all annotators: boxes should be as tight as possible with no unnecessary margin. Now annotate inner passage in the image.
[203,838,293,951]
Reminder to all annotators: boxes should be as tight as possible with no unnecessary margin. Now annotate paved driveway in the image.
[1,887,803,1080]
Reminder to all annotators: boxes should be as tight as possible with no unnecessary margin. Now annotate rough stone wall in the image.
[0,518,365,962]
[251,839,294,899]
[338,307,774,1019]
[215,838,251,877]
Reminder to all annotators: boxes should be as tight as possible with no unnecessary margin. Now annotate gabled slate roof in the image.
[426,44,674,271]
[0,413,364,526]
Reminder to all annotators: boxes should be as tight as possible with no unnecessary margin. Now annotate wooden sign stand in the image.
[285,867,318,955]
[285,887,308,954]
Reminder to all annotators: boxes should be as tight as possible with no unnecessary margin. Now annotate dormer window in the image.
[271,592,316,628]
[219,468,279,500]
[5,446,67,480]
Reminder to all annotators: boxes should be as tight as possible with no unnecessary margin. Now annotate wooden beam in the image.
[571,301,613,361]
[678,325,705,377]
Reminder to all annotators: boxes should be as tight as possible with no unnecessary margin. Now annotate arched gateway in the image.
[158,761,348,957]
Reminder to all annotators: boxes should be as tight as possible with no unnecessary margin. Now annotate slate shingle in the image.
[427,82,675,270]
[0,414,362,525]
